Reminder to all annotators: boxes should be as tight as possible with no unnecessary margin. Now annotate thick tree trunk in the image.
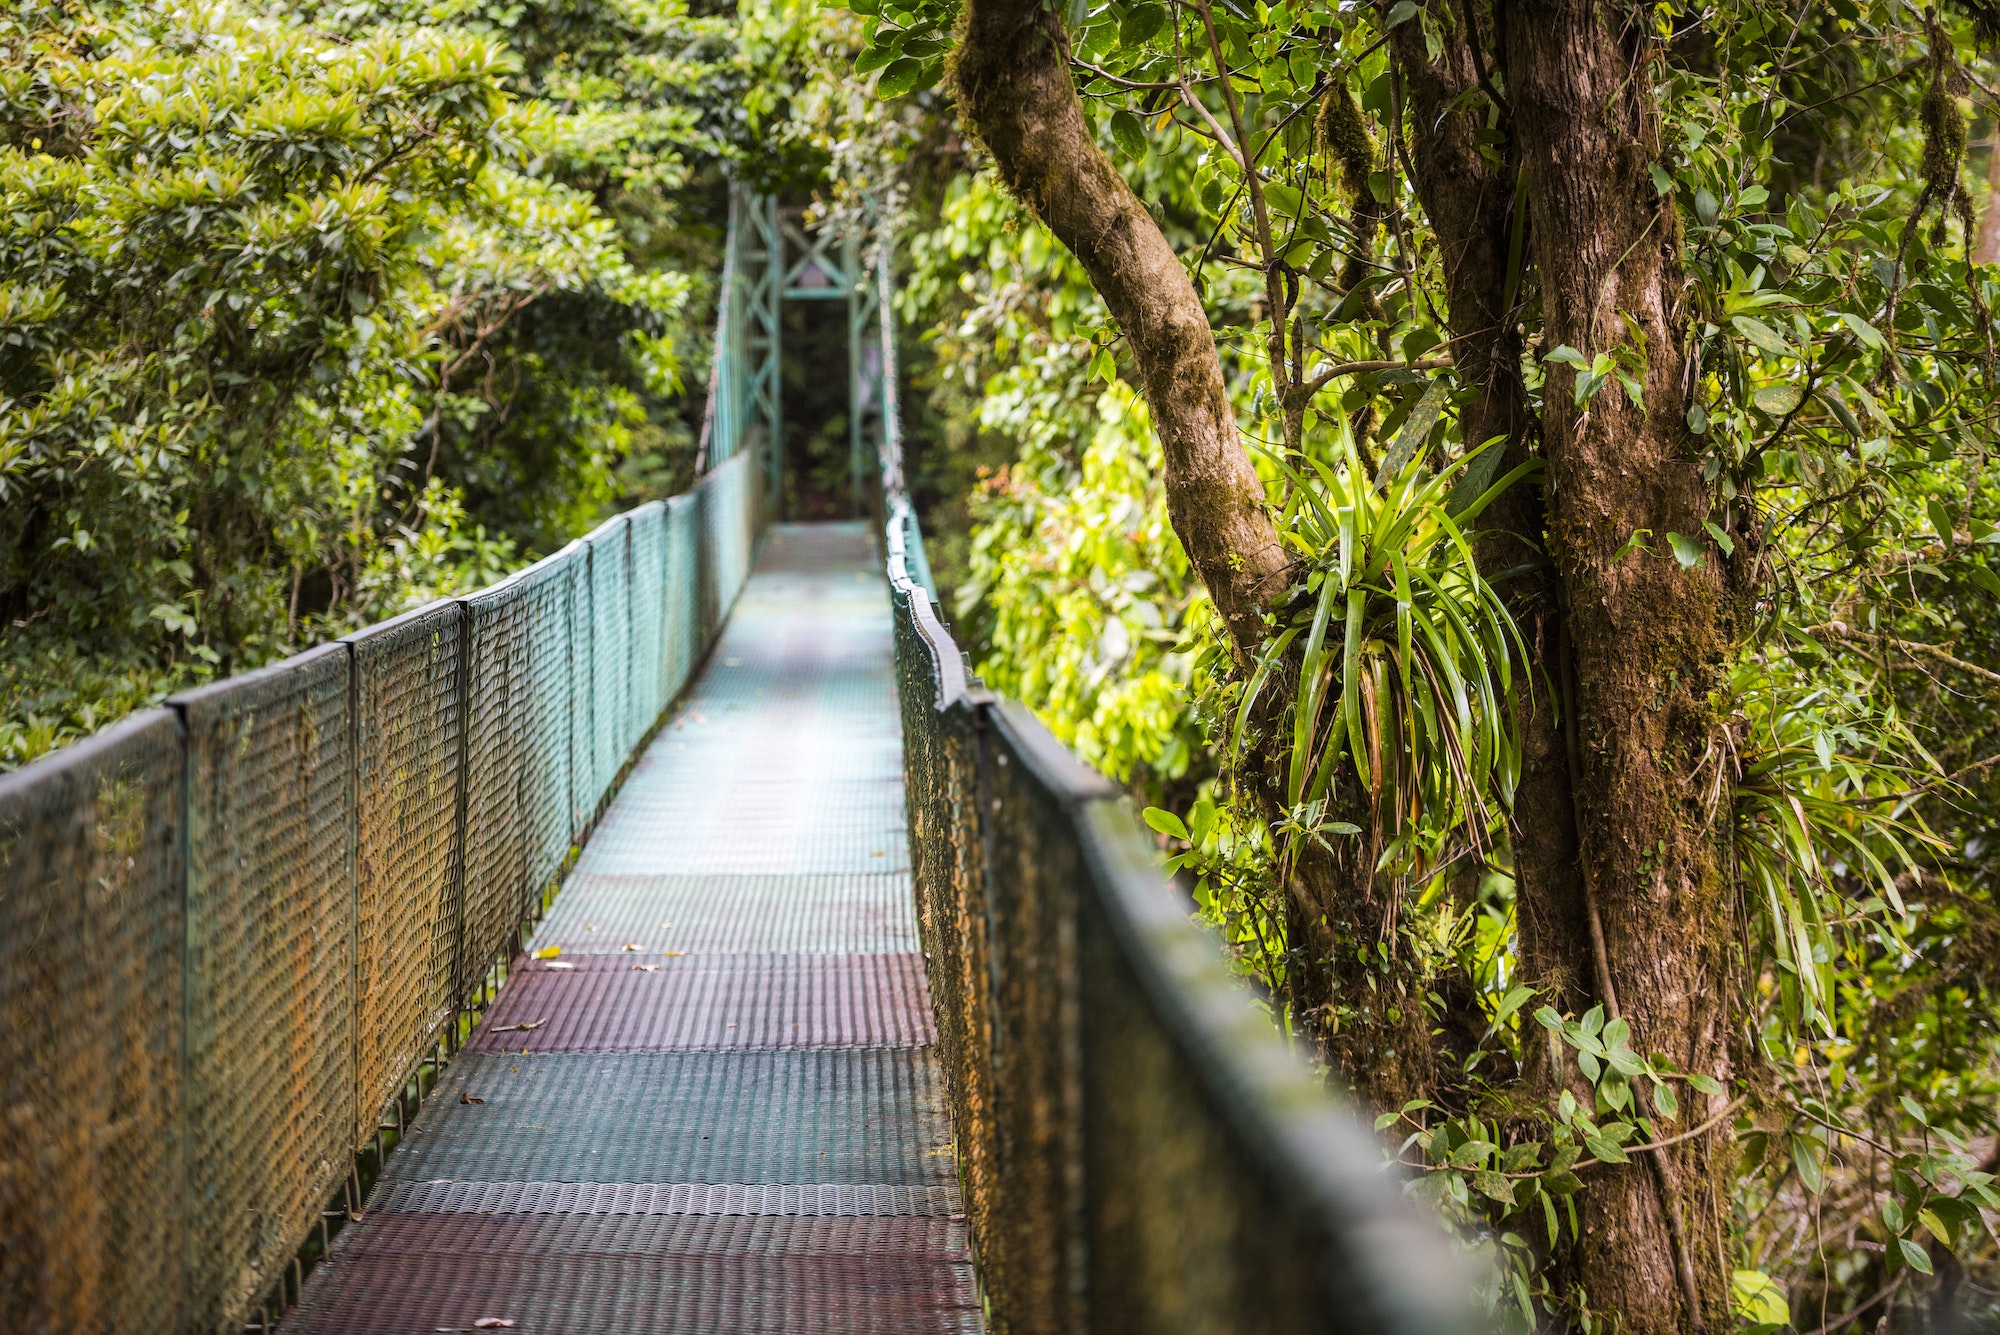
[1507,1,1737,1330]
[1387,6,1597,1030]
[953,0,1739,1326]
[949,0,1288,644]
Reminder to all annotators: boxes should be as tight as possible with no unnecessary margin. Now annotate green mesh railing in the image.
[0,215,768,1333]
[872,253,1483,1331]
[3,187,1478,1335]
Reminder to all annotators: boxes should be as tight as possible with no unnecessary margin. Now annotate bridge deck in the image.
[290,524,980,1333]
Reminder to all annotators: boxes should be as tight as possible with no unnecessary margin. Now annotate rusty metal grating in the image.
[533,872,919,955]
[283,1215,980,1334]
[368,1181,962,1216]
[290,522,978,1333]
[463,952,933,1053]
[380,1051,954,1188]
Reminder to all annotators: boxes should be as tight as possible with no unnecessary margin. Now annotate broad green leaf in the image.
[1790,1133,1825,1195]
[1264,181,1304,216]
[1925,498,1954,543]
[1839,311,1887,349]
[1118,2,1168,43]
[854,39,902,73]
[1375,381,1446,488]
[1731,1270,1790,1327]
[1108,110,1147,160]
[1733,315,1791,356]
[1752,383,1804,415]
[876,57,934,98]
[1142,806,1188,839]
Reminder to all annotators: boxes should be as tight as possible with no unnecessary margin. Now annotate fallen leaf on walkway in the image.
[533,945,560,959]
[663,951,685,957]
[621,942,642,951]
[473,1320,516,1329]
[544,961,575,970]
[489,1019,546,1034]
[459,1092,485,1105]
[633,964,660,972]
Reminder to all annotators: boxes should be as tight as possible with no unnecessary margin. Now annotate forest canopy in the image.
[9,0,2000,1330]
[0,0,743,764]
[795,0,2000,1328]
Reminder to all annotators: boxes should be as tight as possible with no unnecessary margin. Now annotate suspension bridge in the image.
[0,191,1470,1334]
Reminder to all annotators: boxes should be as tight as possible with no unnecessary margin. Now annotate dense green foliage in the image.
[808,0,2000,1326]
[12,0,2000,1326]
[0,0,734,765]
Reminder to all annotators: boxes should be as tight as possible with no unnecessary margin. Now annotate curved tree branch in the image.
[951,0,1289,645]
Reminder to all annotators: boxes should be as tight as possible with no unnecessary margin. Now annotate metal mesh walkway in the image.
[288,524,981,1334]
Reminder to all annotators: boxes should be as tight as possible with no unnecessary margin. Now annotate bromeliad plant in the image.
[1226,393,1538,901]
[1152,383,1539,1069]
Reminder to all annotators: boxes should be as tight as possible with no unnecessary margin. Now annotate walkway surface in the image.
[291,523,981,1333]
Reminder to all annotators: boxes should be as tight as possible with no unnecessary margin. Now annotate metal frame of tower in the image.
[713,182,887,518]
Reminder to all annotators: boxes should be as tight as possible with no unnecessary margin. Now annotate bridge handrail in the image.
[0,218,769,1333]
[875,252,1482,1331]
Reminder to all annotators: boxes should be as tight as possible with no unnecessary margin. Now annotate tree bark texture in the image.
[951,0,1741,1326]
[1387,4,1597,1032]
[949,0,1289,646]
[1507,0,1737,1328]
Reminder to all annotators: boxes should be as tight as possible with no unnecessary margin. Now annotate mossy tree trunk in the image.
[1505,2,1739,1327]
[952,0,1742,1328]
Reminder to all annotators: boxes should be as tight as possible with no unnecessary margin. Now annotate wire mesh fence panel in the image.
[891,569,1074,1334]
[889,578,999,1288]
[346,601,464,1149]
[461,575,531,996]
[973,708,1092,1334]
[1067,799,1362,1331]
[627,502,667,747]
[568,549,596,843]
[517,548,578,925]
[884,498,1481,1335]
[461,544,574,987]
[664,496,701,706]
[176,644,355,1335]
[695,454,747,641]
[0,710,186,1335]
[698,452,757,634]
[587,518,631,814]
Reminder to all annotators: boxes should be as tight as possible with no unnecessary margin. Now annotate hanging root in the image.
[1317,80,1386,298]
[1316,80,1375,199]
[1893,15,1969,310]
